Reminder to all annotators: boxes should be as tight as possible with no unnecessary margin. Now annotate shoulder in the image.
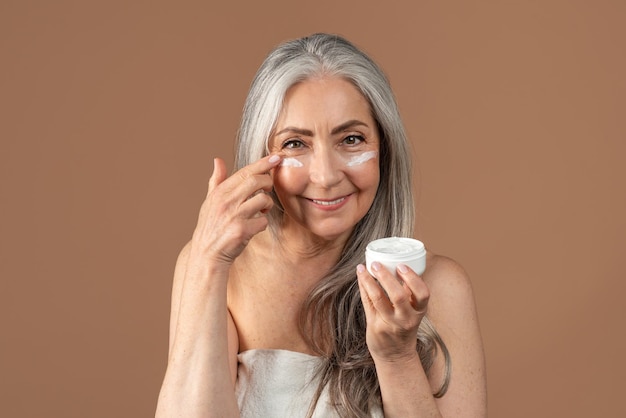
[421,252,488,414]
[421,252,478,325]
[423,252,473,297]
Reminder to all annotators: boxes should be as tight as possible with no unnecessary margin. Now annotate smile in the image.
[311,197,346,206]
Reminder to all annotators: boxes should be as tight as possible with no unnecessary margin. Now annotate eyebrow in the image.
[274,119,370,137]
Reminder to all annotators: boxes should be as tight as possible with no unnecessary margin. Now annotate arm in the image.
[156,155,281,417]
[166,242,239,383]
[424,256,487,417]
[356,256,486,418]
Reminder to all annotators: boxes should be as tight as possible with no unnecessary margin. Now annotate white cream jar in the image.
[365,237,427,276]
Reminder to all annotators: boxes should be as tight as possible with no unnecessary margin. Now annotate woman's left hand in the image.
[356,262,430,362]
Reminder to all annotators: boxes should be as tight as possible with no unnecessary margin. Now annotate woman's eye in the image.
[282,139,305,149]
[343,135,364,146]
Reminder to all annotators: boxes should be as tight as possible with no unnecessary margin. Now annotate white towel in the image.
[235,349,383,417]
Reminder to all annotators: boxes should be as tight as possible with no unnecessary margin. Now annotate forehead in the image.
[275,76,375,128]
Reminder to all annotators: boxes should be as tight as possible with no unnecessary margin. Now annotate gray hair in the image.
[235,33,450,417]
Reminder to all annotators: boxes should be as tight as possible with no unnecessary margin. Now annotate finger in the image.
[356,264,394,318]
[370,262,414,314]
[396,264,430,313]
[356,265,375,321]
[238,192,274,219]
[220,154,281,198]
[234,154,282,185]
[241,213,271,238]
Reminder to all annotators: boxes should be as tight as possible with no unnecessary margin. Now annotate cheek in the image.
[272,166,306,196]
[346,158,380,190]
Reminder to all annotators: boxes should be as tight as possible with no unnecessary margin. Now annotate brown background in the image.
[1,1,624,417]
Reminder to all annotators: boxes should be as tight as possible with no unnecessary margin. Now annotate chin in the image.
[306,222,356,243]
[280,213,359,244]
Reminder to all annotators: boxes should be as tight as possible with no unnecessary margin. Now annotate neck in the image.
[280,221,352,264]
[246,226,349,284]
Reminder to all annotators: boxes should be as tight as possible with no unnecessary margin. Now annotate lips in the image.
[305,195,351,210]
[311,197,345,206]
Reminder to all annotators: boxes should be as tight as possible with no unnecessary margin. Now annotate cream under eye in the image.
[280,157,304,167]
[279,151,378,168]
[345,150,378,167]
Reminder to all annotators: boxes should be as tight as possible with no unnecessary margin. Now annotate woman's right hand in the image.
[157,155,281,417]
[189,154,282,268]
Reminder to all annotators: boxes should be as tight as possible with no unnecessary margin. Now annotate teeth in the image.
[312,198,344,206]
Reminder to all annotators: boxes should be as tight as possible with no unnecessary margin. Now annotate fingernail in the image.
[357,264,365,273]
[268,154,281,164]
[371,262,381,272]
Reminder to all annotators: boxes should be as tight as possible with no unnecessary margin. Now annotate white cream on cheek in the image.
[279,151,378,169]
[280,157,304,168]
[346,151,378,167]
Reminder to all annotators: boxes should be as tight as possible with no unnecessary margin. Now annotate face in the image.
[269,76,381,242]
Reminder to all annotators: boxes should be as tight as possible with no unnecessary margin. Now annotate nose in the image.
[308,148,344,188]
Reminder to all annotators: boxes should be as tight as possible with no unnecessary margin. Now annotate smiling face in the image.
[269,76,381,243]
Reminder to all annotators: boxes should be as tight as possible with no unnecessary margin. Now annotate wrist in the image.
[371,349,421,366]
[187,243,233,276]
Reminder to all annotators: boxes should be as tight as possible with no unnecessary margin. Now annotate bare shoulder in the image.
[420,252,480,343]
[422,251,487,416]
[422,252,475,311]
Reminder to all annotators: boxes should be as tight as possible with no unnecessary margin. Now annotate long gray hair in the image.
[235,33,450,417]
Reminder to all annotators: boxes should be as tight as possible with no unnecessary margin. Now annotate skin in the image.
[270,76,381,245]
[156,76,487,417]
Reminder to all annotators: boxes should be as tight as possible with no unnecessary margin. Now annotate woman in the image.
[156,33,487,417]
